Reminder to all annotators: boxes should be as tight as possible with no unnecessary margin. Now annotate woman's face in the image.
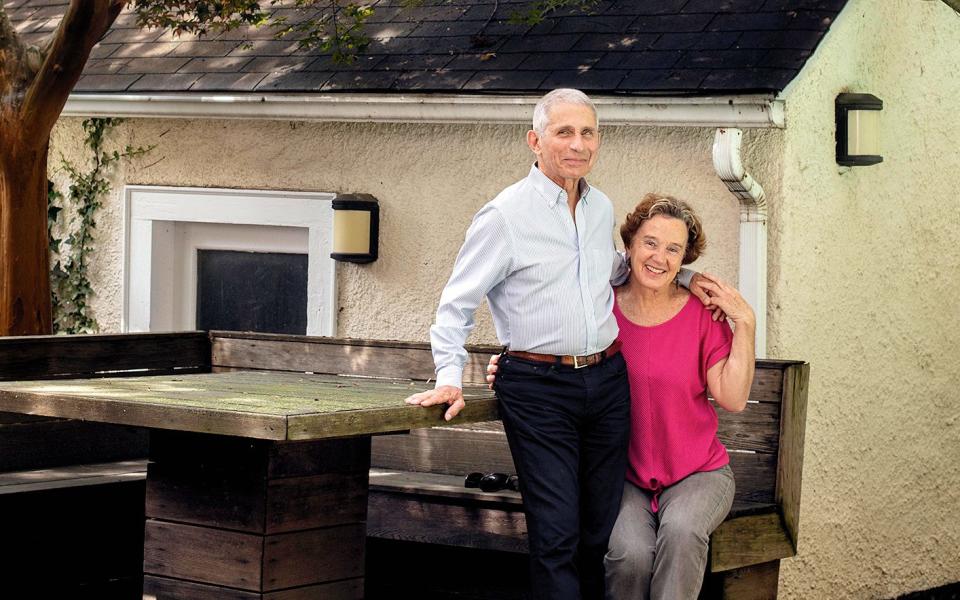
[627,214,689,291]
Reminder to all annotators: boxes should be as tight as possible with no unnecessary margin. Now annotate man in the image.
[405,89,703,600]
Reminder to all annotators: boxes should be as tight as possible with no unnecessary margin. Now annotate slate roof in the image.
[6,0,847,96]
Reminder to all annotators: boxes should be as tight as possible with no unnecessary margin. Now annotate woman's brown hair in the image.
[620,193,705,265]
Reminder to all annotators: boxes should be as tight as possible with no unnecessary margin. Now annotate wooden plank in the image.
[367,492,528,554]
[263,524,366,591]
[144,520,264,590]
[266,472,369,533]
[269,437,371,478]
[0,385,287,440]
[701,560,780,600]
[716,401,780,453]
[369,468,523,505]
[728,451,777,504]
[0,331,210,380]
[149,426,372,478]
[145,522,366,593]
[746,365,784,403]
[373,428,778,503]
[286,393,499,440]
[371,423,515,476]
[146,460,269,533]
[210,332,500,384]
[144,575,364,600]
[0,371,498,440]
[150,429,272,469]
[0,419,148,472]
[148,434,369,534]
[776,362,809,551]
[727,500,777,520]
[144,576,262,600]
[709,512,794,572]
[0,459,147,494]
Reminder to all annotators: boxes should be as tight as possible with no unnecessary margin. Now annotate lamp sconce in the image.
[836,93,883,166]
[331,194,379,264]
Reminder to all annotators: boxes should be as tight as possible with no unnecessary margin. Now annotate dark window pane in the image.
[197,250,308,335]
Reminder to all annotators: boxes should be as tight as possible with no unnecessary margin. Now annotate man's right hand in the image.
[404,385,465,421]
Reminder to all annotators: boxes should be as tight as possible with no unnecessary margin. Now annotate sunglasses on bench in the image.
[464,472,520,493]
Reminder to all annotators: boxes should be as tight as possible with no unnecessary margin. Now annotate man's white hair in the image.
[532,88,598,137]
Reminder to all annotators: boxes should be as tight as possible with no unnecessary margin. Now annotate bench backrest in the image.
[0,332,211,381]
[0,332,208,472]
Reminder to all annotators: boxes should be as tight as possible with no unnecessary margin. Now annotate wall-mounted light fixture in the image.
[331,194,379,263]
[836,93,883,166]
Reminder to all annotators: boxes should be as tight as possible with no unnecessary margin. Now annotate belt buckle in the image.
[573,354,588,369]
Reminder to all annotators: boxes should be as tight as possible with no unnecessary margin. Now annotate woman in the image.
[487,193,755,600]
[603,192,754,600]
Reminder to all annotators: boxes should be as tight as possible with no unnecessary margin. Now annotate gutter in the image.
[63,92,785,128]
[712,128,768,357]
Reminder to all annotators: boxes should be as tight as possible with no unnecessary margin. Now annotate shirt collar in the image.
[528,163,591,208]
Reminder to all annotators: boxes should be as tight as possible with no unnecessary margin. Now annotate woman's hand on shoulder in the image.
[692,273,755,328]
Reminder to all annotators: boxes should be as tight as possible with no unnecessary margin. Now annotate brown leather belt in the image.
[507,339,622,369]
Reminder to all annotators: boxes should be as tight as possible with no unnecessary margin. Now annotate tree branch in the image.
[0,6,25,90]
[0,7,20,49]
[20,0,126,146]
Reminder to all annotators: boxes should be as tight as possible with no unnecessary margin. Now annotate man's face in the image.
[528,102,600,188]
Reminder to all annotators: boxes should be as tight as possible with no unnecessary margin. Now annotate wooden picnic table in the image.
[0,368,497,599]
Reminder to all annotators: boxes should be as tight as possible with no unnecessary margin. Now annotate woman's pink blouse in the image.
[614,294,733,511]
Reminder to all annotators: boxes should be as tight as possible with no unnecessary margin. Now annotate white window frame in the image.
[123,185,337,336]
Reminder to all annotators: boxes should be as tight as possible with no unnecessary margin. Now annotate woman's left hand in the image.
[485,353,500,389]
[693,273,755,327]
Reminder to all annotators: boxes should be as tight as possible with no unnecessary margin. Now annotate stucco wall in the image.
[49,117,753,342]
[771,0,960,597]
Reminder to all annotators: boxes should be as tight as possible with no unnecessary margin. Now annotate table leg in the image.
[142,430,370,599]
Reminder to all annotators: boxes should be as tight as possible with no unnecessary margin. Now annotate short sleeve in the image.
[701,308,733,376]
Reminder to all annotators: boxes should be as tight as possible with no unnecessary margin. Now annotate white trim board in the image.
[123,185,337,336]
[65,93,786,129]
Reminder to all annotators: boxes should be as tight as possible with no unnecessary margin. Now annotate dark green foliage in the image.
[47,118,152,334]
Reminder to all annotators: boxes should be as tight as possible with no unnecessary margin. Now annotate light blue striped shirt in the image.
[431,165,625,389]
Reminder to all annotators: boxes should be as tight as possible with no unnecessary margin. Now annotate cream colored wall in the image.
[49,117,751,343]
[771,0,960,597]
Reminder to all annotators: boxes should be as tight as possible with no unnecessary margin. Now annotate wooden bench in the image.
[0,332,209,595]
[0,331,808,599]
[368,352,810,600]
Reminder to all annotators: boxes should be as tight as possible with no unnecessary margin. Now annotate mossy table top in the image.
[0,371,498,441]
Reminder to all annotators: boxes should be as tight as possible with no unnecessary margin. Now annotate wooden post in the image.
[143,431,370,599]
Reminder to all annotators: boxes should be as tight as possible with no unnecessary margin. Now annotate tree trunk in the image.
[0,0,125,336]
[0,140,53,335]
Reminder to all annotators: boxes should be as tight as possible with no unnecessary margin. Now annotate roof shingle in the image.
[6,0,848,96]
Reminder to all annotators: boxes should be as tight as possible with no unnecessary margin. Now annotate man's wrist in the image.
[677,268,694,289]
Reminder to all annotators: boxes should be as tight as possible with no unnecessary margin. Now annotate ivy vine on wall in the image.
[47,118,152,334]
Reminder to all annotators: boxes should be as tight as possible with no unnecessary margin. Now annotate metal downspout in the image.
[712,128,767,357]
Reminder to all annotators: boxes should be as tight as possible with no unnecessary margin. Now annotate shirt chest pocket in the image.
[586,247,614,290]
